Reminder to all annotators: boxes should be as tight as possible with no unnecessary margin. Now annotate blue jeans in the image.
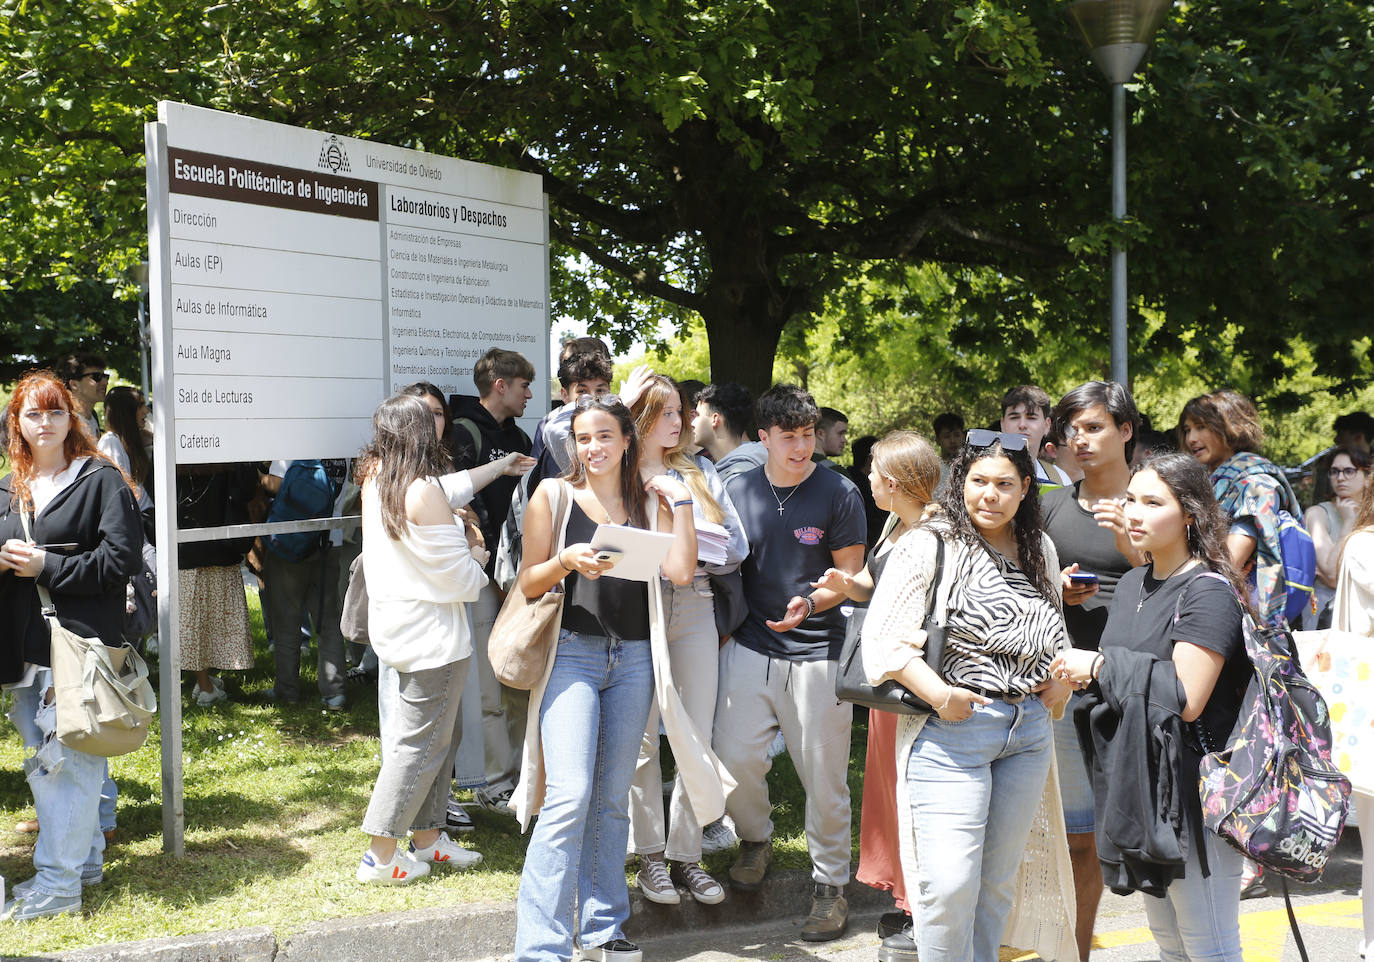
[908,697,1053,962]
[515,630,654,962]
[1143,827,1243,961]
[7,671,107,898]
[1054,691,1095,834]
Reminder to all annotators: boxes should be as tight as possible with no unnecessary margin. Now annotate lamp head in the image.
[1068,0,1174,84]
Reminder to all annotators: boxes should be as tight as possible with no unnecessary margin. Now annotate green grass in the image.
[0,586,869,954]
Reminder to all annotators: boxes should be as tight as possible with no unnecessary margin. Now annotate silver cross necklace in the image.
[766,469,807,516]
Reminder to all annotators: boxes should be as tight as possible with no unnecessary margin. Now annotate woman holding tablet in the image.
[513,394,699,962]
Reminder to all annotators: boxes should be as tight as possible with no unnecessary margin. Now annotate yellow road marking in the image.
[1001,899,1362,960]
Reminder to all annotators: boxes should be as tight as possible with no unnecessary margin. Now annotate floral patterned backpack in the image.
[1190,572,1351,884]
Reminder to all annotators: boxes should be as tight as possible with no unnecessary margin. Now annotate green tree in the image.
[1,0,1370,397]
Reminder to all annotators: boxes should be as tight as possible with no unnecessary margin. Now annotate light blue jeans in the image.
[515,630,654,962]
[908,696,1053,962]
[1054,691,1095,834]
[1143,826,1243,962]
[7,670,107,898]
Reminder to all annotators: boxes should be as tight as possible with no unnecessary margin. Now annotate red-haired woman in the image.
[0,371,142,921]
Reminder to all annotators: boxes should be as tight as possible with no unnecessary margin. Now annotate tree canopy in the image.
[1,0,1370,397]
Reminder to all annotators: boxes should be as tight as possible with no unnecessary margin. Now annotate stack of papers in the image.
[695,520,730,567]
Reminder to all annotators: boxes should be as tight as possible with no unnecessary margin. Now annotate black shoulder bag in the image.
[835,537,948,715]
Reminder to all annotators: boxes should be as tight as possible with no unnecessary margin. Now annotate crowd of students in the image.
[0,341,1371,962]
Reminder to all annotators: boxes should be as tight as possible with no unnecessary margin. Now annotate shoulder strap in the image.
[549,480,574,558]
[457,418,483,456]
[1171,569,1235,626]
[18,506,59,617]
[927,534,952,627]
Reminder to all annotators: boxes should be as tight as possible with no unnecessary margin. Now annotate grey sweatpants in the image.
[711,640,853,886]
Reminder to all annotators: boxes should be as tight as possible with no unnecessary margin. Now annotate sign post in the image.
[145,103,547,854]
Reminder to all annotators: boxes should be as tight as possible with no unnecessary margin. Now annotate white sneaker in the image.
[193,678,226,706]
[409,831,482,869]
[356,845,430,884]
[700,816,739,854]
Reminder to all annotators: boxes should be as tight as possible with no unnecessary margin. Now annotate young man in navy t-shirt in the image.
[717,385,866,942]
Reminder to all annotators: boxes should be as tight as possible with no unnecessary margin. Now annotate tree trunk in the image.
[699,293,791,399]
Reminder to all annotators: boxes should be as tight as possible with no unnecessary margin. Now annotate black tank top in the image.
[560,500,651,641]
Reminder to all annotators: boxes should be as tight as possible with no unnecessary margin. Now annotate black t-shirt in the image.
[559,501,650,642]
[726,463,867,661]
[1043,482,1134,652]
[1101,567,1249,748]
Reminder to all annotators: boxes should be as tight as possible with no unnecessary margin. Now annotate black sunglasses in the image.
[965,429,1029,452]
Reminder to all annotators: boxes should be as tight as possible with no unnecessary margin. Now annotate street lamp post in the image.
[1067,0,1173,386]
[130,261,151,398]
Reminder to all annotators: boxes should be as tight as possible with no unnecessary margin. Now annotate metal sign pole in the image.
[145,119,186,857]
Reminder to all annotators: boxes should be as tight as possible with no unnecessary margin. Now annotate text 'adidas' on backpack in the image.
[1195,574,1351,883]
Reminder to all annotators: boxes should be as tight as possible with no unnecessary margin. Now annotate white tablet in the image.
[589,524,676,582]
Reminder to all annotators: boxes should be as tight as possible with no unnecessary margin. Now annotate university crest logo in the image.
[317,135,351,174]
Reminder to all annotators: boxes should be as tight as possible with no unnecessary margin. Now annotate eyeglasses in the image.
[21,409,70,425]
[1329,466,1362,480]
[965,429,1029,452]
[82,371,109,383]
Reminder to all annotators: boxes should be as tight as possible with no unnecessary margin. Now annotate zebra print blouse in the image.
[863,524,1069,696]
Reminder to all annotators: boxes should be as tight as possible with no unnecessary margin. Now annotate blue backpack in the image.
[1274,508,1316,626]
[264,460,335,563]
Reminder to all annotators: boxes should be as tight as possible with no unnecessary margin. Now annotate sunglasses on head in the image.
[574,393,623,411]
[965,429,1029,452]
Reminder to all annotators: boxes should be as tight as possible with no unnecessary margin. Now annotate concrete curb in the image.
[22,926,276,962]
[26,871,893,962]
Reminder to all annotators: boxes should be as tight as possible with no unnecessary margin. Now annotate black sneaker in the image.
[445,801,475,834]
[877,923,917,962]
[876,910,911,939]
[580,939,642,962]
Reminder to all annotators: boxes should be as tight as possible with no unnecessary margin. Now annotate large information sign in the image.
[144,104,548,856]
[151,101,548,463]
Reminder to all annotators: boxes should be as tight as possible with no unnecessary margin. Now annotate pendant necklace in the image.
[767,470,806,516]
[1136,557,1195,612]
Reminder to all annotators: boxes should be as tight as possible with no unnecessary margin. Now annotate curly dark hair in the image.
[937,438,1057,604]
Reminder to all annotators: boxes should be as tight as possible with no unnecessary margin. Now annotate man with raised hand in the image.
[716,384,866,943]
[1042,380,1145,961]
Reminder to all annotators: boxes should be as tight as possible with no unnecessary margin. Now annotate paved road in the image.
[632,833,1366,962]
[631,892,1361,962]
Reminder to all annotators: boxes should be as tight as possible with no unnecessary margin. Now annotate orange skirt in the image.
[856,707,907,910]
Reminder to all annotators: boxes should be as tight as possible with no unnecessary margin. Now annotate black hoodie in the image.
[0,460,143,682]
[450,394,531,572]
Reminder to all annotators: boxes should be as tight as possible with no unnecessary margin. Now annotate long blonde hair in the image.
[631,375,724,523]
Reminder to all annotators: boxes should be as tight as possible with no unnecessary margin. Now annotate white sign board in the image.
[155,101,548,463]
